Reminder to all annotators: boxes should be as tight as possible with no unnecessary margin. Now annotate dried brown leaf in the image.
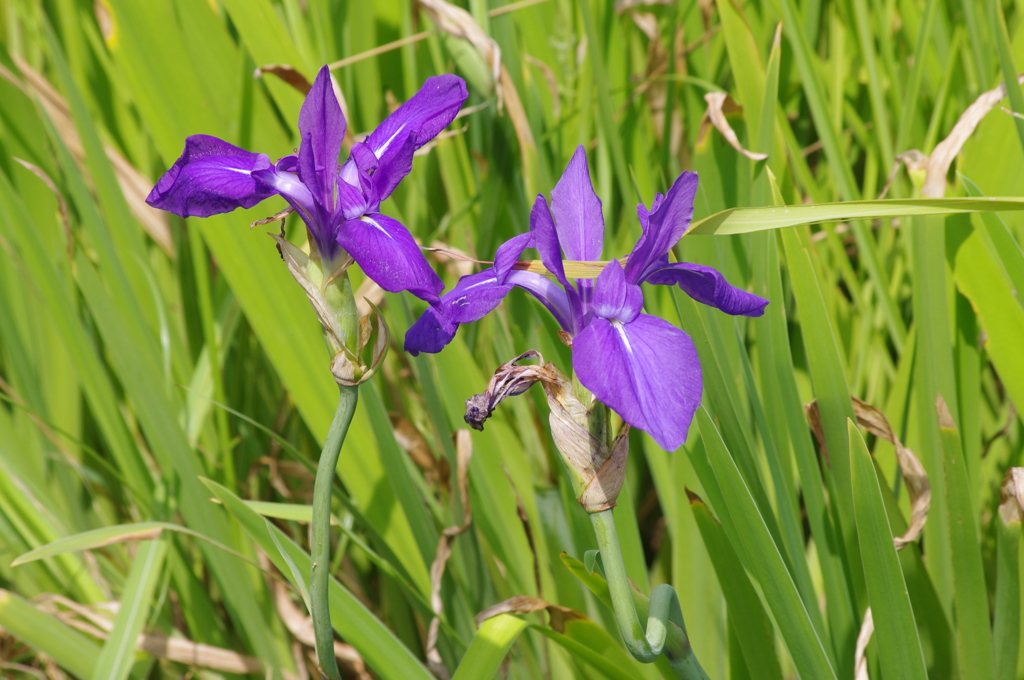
[999,468,1024,526]
[418,0,537,185]
[254,64,312,94]
[854,607,873,680]
[269,564,371,679]
[852,396,930,548]
[701,92,768,161]
[806,396,931,548]
[921,73,1024,197]
[426,431,475,678]
[475,595,586,634]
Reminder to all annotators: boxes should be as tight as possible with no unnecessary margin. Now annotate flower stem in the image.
[311,385,359,680]
[590,508,710,679]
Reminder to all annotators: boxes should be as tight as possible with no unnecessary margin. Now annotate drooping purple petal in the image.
[624,171,699,283]
[404,266,533,355]
[494,232,534,284]
[573,314,702,450]
[146,135,274,217]
[336,212,443,302]
[591,260,644,324]
[297,66,346,208]
[364,75,469,201]
[403,262,576,356]
[404,303,460,355]
[404,269,511,355]
[645,262,768,317]
[550,146,604,262]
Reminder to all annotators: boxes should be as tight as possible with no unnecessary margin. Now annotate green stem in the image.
[311,385,359,680]
[590,509,709,679]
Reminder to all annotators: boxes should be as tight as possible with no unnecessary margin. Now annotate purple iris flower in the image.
[404,146,767,449]
[147,66,469,303]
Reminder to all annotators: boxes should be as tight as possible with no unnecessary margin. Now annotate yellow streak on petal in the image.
[510,257,628,280]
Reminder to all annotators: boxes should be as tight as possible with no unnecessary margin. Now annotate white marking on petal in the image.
[611,320,634,358]
[359,215,394,240]
[374,123,406,158]
[465,277,498,291]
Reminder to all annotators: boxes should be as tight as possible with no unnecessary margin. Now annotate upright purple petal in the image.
[573,314,702,450]
[591,260,644,324]
[364,75,469,201]
[530,195,587,332]
[297,66,346,208]
[624,171,698,283]
[529,195,568,285]
[337,212,443,302]
[550,146,604,261]
[146,135,274,217]
[493,232,535,284]
[645,263,768,317]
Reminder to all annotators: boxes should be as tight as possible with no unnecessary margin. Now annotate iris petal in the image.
[529,195,568,286]
[146,135,274,217]
[336,213,444,302]
[297,66,346,208]
[645,262,768,317]
[550,146,604,262]
[573,314,702,450]
[591,260,644,323]
[493,232,534,284]
[364,75,469,201]
[624,171,698,283]
[403,266,574,356]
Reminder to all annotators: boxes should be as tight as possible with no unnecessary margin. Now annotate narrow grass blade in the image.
[689,494,783,680]
[202,477,436,680]
[779,227,862,656]
[94,538,169,680]
[12,522,167,566]
[688,197,1024,235]
[849,420,928,680]
[696,407,838,680]
[938,397,994,679]
[451,614,528,680]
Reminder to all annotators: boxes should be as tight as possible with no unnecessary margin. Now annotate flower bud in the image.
[271,232,389,385]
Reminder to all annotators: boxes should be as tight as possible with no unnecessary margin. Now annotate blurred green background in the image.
[0,0,1023,678]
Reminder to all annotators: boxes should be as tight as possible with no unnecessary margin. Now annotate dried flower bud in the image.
[465,350,630,512]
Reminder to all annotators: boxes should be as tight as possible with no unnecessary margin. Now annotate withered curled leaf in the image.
[805,396,930,548]
[700,92,768,161]
[475,595,586,634]
[1000,467,1024,526]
